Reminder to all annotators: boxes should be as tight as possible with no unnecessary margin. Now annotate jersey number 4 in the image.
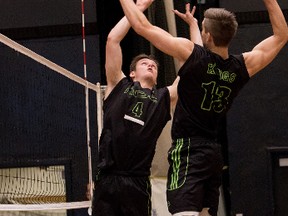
[132,102,144,118]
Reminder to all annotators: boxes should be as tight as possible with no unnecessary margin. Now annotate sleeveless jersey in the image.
[98,78,171,176]
[172,44,250,140]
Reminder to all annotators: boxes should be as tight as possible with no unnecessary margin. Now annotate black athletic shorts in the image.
[166,138,224,216]
[92,174,151,216]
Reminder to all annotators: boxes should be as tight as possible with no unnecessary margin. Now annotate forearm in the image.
[264,0,288,42]
[108,1,150,43]
[244,0,287,76]
[119,0,151,34]
[105,0,153,87]
[107,17,131,44]
[189,22,202,46]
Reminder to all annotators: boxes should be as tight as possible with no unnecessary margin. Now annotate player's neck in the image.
[210,46,229,60]
[138,79,155,90]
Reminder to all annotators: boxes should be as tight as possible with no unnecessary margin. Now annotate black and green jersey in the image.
[98,77,171,176]
[172,44,250,141]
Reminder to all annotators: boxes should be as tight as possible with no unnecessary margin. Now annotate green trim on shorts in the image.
[168,138,190,190]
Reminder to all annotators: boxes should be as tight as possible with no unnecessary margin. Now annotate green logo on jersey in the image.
[207,63,237,83]
[124,87,157,103]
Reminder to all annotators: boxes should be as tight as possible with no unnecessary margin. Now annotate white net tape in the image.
[0,33,98,91]
[0,201,90,211]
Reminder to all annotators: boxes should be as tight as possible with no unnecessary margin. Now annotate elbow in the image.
[279,27,288,44]
[106,33,117,44]
[281,28,288,44]
[279,33,288,47]
[274,29,288,48]
[106,33,120,46]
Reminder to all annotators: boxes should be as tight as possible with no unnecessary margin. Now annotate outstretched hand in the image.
[173,3,198,27]
[136,0,154,11]
[173,3,203,46]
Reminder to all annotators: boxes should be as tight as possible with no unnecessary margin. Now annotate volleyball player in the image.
[118,0,287,215]
[91,0,181,215]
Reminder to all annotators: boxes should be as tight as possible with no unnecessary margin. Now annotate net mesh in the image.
[0,32,102,215]
[0,166,66,204]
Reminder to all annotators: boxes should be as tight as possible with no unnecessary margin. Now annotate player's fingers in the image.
[172,9,181,16]
[191,5,196,16]
[173,10,185,20]
[185,3,191,14]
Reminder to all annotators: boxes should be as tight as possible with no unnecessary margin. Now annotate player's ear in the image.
[130,71,136,79]
[207,32,213,43]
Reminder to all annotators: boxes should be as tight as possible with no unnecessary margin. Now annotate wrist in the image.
[137,5,147,12]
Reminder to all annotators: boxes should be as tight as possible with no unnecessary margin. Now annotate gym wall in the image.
[220,0,288,215]
[0,0,100,212]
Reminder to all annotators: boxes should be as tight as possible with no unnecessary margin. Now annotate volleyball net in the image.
[0,32,103,215]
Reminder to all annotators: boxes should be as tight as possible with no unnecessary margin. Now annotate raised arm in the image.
[119,0,194,68]
[167,4,203,111]
[104,17,129,98]
[243,0,288,77]
[173,3,203,46]
[105,0,153,98]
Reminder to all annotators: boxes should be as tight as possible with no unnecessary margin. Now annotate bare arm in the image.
[243,0,288,77]
[104,17,128,98]
[167,76,180,112]
[167,4,203,111]
[173,3,203,46]
[105,0,153,98]
[119,0,194,68]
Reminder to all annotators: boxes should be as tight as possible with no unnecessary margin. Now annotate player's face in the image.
[132,58,158,85]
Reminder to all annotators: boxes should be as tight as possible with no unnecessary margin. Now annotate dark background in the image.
[0,0,287,215]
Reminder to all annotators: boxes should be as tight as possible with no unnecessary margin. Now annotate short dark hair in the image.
[129,54,159,72]
[204,8,238,47]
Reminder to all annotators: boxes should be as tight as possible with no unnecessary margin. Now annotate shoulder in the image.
[154,86,171,105]
[104,77,130,100]
[188,44,209,62]
[154,86,170,97]
[228,54,250,81]
[230,54,248,70]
